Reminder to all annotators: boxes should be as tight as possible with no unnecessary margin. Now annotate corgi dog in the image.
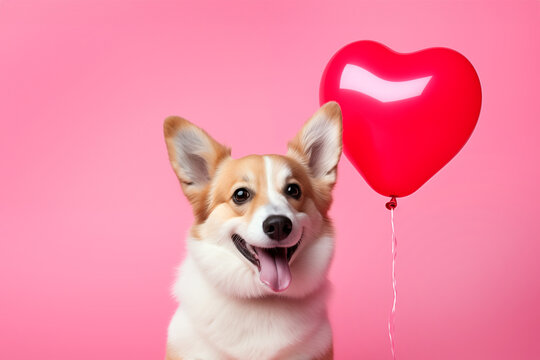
[163,102,342,360]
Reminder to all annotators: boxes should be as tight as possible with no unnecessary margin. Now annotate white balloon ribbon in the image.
[388,207,397,359]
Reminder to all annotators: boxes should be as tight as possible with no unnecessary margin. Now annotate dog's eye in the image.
[232,188,251,204]
[285,183,301,200]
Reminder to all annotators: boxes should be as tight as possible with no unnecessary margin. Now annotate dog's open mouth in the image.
[231,231,302,293]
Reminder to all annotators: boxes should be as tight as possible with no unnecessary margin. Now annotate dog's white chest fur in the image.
[167,255,332,360]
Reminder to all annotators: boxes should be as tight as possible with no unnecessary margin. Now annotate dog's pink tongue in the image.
[257,248,291,292]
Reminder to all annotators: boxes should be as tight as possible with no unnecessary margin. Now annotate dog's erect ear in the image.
[164,116,230,215]
[287,101,343,188]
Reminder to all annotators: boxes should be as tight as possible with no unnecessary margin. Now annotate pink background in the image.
[1,1,539,359]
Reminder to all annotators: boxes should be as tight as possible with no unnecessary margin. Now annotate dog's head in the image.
[164,102,342,298]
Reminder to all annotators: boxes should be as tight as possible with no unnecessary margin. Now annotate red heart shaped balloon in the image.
[320,41,482,197]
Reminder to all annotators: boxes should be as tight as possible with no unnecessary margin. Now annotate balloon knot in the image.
[385,196,397,210]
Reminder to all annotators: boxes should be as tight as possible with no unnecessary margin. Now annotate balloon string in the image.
[388,207,397,359]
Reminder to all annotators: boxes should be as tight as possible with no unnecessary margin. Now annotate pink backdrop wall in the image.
[1,1,539,359]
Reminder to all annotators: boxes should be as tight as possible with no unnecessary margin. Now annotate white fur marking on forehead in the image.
[264,156,277,205]
[263,156,289,207]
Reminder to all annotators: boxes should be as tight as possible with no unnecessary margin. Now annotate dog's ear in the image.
[164,116,230,218]
[287,101,343,189]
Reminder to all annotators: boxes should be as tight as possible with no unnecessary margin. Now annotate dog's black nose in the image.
[263,215,293,241]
